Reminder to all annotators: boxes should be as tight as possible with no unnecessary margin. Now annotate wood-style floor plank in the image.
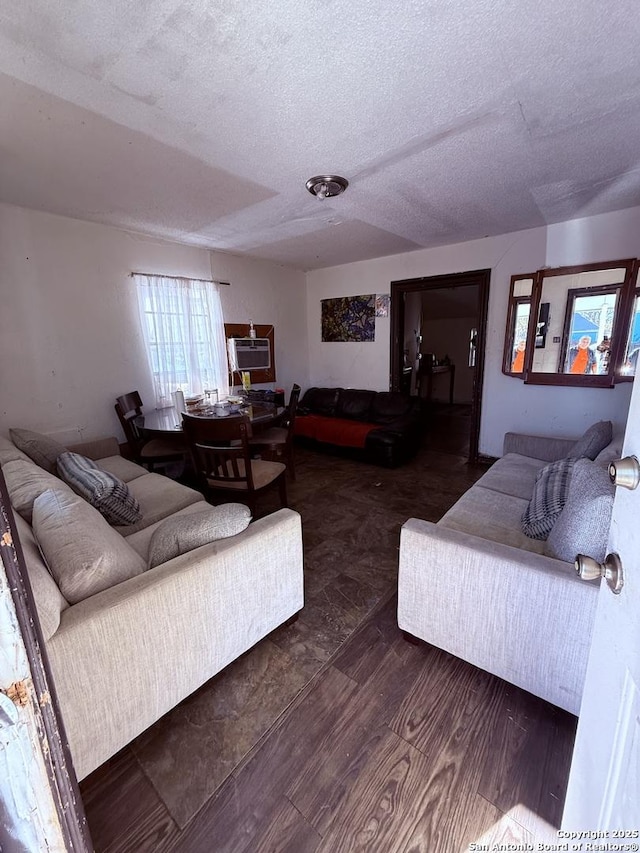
[539,705,578,830]
[458,793,534,853]
[313,727,435,853]
[287,638,426,835]
[389,645,498,760]
[242,798,321,853]
[166,665,359,853]
[477,684,576,838]
[392,667,507,852]
[80,747,180,853]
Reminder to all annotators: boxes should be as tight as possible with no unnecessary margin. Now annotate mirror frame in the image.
[502,274,535,377]
[503,258,639,387]
[620,276,640,378]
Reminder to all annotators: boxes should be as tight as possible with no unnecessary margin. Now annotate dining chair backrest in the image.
[114,391,146,453]
[182,412,257,490]
[284,383,301,445]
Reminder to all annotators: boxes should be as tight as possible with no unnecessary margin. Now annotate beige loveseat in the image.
[398,423,619,716]
[0,433,304,780]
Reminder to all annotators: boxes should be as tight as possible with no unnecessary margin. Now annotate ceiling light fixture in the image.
[306,175,349,199]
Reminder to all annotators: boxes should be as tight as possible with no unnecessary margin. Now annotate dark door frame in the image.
[0,470,94,851]
[390,268,491,463]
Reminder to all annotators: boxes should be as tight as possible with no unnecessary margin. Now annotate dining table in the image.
[135,401,286,438]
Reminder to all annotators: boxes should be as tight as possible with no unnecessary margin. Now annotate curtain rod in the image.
[130,272,230,285]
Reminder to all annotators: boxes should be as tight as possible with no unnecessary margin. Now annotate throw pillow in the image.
[1,458,73,523]
[568,420,613,460]
[546,458,615,563]
[9,428,67,474]
[32,489,146,603]
[521,456,577,540]
[56,451,142,526]
[147,503,252,569]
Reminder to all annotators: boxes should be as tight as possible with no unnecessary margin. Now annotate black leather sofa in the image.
[294,387,423,467]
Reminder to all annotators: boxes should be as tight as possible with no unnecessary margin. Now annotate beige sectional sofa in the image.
[0,433,304,780]
[398,424,619,716]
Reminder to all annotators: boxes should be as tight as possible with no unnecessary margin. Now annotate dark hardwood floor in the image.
[79,415,577,852]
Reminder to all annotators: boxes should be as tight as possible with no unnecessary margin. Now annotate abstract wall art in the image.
[321,294,375,342]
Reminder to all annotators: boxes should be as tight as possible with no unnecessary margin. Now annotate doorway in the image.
[390,269,490,462]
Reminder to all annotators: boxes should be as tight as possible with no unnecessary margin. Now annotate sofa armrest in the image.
[502,431,577,461]
[46,508,304,780]
[66,436,121,460]
[398,518,598,714]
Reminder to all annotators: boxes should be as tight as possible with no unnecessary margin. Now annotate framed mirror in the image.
[503,259,639,387]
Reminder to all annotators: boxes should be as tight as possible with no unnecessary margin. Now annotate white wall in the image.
[0,203,307,444]
[305,207,640,457]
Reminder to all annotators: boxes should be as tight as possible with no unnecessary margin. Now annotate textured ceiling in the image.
[1,0,640,271]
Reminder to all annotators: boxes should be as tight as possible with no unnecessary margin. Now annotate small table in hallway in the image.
[417,362,455,405]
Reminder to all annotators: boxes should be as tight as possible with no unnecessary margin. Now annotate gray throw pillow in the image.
[546,458,615,563]
[147,503,252,569]
[9,428,67,474]
[568,420,612,460]
[521,456,577,540]
[56,451,142,525]
[32,489,146,604]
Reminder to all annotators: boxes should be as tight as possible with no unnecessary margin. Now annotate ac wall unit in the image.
[229,337,271,371]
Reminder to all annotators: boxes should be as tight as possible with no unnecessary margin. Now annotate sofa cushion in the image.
[336,389,375,421]
[370,392,415,424]
[299,387,341,417]
[56,452,142,526]
[295,414,377,448]
[2,458,73,523]
[439,485,547,554]
[32,489,146,604]
[477,453,548,501]
[147,503,252,568]
[521,457,577,540]
[546,458,615,564]
[568,420,612,460]
[112,473,205,535]
[9,428,67,474]
[95,455,148,484]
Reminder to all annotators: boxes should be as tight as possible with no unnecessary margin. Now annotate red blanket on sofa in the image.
[294,414,378,448]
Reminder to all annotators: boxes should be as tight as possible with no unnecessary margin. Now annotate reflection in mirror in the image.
[513,278,533,298]
[622,293,640,377]
[511,302,530,372]
[563,291,617,375]
[530,267,627,378]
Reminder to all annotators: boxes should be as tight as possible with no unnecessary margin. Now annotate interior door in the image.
[562,379,640,834]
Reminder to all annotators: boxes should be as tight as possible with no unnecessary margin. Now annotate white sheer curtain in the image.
[134,274,229,408]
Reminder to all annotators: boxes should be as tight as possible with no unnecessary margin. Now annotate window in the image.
[134,274,229,408]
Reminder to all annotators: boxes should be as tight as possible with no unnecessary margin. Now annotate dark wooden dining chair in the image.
[182,412,288,516]
[115,391,187,471]
[248,384,301,480]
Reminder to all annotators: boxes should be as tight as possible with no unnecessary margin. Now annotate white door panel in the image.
[562,378,640,837]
